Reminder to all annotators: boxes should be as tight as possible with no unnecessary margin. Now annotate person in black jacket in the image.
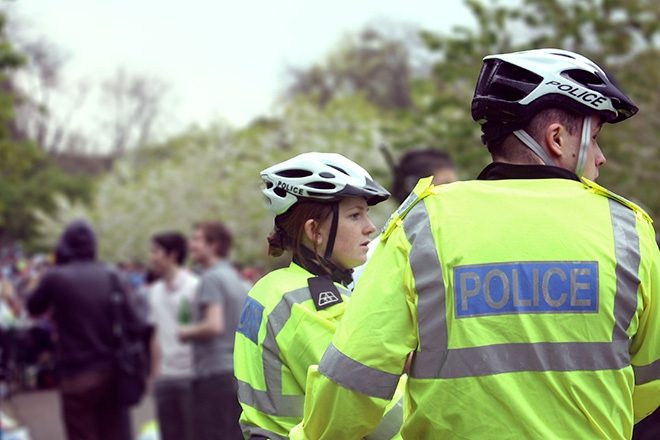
[28,220,134,440]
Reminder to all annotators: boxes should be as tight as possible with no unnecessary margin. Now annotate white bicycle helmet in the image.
[471,48,638,176]
[261,152,390,216]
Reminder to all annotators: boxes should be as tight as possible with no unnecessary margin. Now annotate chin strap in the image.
[575,116,592,178]
[512,116,592,178]
[294,245,353,286]
[324,203,339,261]
[512,129,556,166]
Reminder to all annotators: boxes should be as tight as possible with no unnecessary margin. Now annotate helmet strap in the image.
[574,116,592,178]
[324,203,339,261]
[512,129,556,166]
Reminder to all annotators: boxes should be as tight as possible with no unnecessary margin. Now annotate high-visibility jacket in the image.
[234,262,403,439]
[292,171,660,440]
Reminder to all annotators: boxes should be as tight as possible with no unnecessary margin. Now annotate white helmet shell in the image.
[472,48,638,125]
[261,152,390,215]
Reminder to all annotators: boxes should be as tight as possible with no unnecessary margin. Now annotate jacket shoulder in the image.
[382,176,437,240]
[581,177,653,225]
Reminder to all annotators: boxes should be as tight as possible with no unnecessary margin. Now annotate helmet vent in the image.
[307,181,336,190]
[563,69,604,87]
[551,52,576,59]
[265,181,274,189]
[328,165,349,176]
[499,63,543,85]
[319,172,335,178]
[490,81,528,102]
[274,187,287,198]
[276,169,313,178]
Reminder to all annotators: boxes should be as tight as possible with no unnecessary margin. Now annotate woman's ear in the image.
[303,219,321,244]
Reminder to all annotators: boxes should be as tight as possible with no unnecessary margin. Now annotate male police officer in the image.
[291,49,660,439]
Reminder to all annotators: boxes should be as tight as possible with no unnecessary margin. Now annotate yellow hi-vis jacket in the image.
[291,174,660,440]
[234,262,403,439]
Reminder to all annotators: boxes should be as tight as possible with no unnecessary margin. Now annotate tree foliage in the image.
[38,96,397,264]
[0,13,91,250]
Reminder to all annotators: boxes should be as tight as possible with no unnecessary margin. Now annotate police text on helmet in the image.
[545,81,607,108]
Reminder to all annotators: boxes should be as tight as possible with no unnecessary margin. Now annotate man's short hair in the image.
[488,108,583,159]
[392,149,455,203]
[195,221,232,258]
[151,231,188,265]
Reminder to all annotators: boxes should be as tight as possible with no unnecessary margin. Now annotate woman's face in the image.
[317,197,377,270]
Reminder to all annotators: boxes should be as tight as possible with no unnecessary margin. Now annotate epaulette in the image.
[581,177,653,224]
[381,176,437,240]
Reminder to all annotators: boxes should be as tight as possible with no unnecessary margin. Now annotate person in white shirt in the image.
[148,231,199,440]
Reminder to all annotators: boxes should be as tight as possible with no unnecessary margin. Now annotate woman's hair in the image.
[267,201,333,260]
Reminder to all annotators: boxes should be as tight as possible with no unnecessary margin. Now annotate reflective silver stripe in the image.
[237,379,303,417]
[609,199,641,342]
[240,423,288,440]
[404,202,448,378]
[634,360,660,385]
[319,343,400,400]
[262,287,310,398]
[367,397,403,440]
[438,339,629,378]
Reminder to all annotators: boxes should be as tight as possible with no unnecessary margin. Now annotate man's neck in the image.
[203,255,221,270]
[163,265,180,285]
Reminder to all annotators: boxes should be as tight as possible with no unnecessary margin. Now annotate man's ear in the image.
[303,219,321,244]
[544,122,565,158]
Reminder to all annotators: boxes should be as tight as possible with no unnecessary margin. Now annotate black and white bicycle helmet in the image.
[471,48,638,176]
[261,152,390,216]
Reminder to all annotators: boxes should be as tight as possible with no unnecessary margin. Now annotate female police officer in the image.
[233,152,392,439]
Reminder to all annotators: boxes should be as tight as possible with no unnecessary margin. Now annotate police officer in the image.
[233,153,403,439]
[290,49,660,439]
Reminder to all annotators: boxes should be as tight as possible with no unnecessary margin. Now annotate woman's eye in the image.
[350,213,361,220]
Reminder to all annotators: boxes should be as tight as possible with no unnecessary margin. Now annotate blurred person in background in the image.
[27,219,139,440]
[390,148,458,205]
[353,148,458,287]
[0,267,21,326]
[234,153,401,440]
[179,221,248,439]
[148,231,199,440]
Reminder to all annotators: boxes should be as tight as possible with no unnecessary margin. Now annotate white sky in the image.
[5,0,474,132]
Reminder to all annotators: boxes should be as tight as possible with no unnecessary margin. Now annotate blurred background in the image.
[0,0,658,438]
[0,0,658,265]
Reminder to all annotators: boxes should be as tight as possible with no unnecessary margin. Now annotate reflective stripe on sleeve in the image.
[404,202,448,379]
[240,423,288,440]
[319,343,400,400]
[634,360,660,385]
[237,379,303,417]
[367,397,404,440]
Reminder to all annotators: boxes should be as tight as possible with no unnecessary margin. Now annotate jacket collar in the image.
[477,162,580,181]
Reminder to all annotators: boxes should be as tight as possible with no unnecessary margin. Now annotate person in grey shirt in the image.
[179,221,248,440]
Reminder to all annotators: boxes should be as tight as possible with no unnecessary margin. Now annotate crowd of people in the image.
[1,47,659,440]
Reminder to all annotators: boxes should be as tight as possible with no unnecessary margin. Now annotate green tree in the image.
[38,96,397,265]
[0,13,91,250]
